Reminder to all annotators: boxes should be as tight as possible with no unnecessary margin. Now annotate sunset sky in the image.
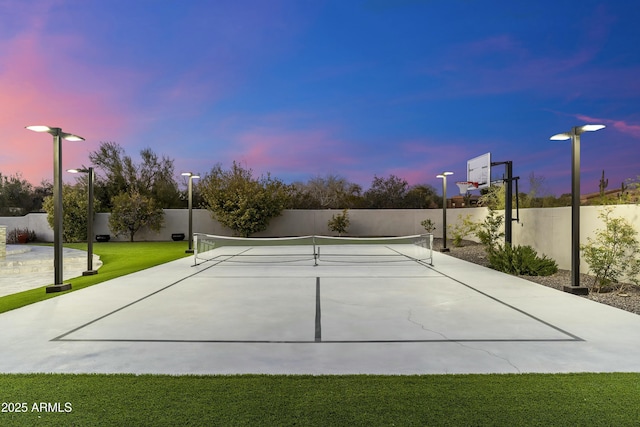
[1,0,639,197]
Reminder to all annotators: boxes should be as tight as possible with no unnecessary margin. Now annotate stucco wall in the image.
[3,205,639,273]
[512,205,640,274]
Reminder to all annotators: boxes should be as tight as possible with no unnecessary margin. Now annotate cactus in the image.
[599,170,609,197]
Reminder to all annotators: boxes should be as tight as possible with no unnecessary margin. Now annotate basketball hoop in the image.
[455,181,479,195]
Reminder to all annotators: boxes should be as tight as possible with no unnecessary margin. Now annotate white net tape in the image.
[193,234,434,267]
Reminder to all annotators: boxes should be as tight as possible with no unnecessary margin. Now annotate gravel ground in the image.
[432,239,640,316]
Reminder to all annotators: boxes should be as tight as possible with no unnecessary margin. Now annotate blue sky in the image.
[1,0,639,197]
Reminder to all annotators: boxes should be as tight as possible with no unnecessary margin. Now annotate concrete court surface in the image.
[1,249,640,375]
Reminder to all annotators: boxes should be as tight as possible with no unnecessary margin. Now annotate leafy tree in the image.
[200,162,291,237]
[31,180,53,212]
[363,174,409,208]
[89,142,181,209]
[327,209,350,236]
[404,184,440,208]
[290,174,362,209]
[0,172,36,215]
[108,191,164,242]
[42,184,102,242]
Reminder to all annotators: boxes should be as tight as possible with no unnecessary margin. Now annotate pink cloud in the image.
[0,10,143,185]
[574,114,640,139]
[228,127,357,179]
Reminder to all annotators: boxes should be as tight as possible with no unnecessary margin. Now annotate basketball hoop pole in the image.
[491,160,514,245]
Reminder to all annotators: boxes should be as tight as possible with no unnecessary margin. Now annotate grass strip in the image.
[0,373,638,425]
[0,241,190,315]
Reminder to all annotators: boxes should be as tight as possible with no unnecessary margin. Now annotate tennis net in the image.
[193,233,434,266]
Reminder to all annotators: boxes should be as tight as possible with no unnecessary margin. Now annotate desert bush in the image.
[447,214,477,247]
[581,208,640,292]
[488,244,558,276]
[474,209,504,254]
[420,218,436,233]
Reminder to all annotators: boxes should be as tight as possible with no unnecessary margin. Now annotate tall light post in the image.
[436,172,453,252]
[26,126,84,293]
[68,167,98,276]
[550,124,605,294]
[181,172,200,253]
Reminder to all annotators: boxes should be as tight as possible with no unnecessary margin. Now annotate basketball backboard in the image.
[467,152,491,190]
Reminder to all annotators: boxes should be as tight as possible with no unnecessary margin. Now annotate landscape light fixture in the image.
[181,172,200,253]
[26,126,85,293]
[436,172,454,252]
[550,124,605,294]
[68,167,97,276]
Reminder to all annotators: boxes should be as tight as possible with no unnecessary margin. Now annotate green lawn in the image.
[0,241,191,314]
[1,373,638,425]
[1,242,638,425]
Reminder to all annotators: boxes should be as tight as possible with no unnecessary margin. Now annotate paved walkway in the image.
[0,250,639,375]
[0,245,101,297]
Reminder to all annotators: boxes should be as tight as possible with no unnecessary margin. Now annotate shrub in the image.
[7,228,37,244]
[474,207,557,276]
[448,214,477,247]
[475,209,504,254]
[327,209,350,236]
[420,218,436,233]
[581,208,640,292]
[488,244,558,276]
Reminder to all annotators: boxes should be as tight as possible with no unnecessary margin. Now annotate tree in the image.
[290,174,362,209]
[200,162,291,237]
[522,172,550,208]
[327,209,350,236]
[42,184,102,242]
[32,180,53,212]
[363,175,409,208]
[108,191,164,242]
[89,142,181,209]
[0,172,35,215]
[404,184,440,208]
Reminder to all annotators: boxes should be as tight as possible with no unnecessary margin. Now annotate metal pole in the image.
[442,176,448,251]
[187,176,194,253]
[505,161,513,245]
[571,129,581,288]
[52,129,64,287]
[84,167,97,275]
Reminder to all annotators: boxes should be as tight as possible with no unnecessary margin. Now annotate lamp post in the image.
[436,172,453,252]
[181,172,200,253]
[68,167,97,276]
[550,124,605,294]
[26,126,84,293]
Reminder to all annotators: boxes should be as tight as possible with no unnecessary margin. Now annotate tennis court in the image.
[1,235,640,375]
